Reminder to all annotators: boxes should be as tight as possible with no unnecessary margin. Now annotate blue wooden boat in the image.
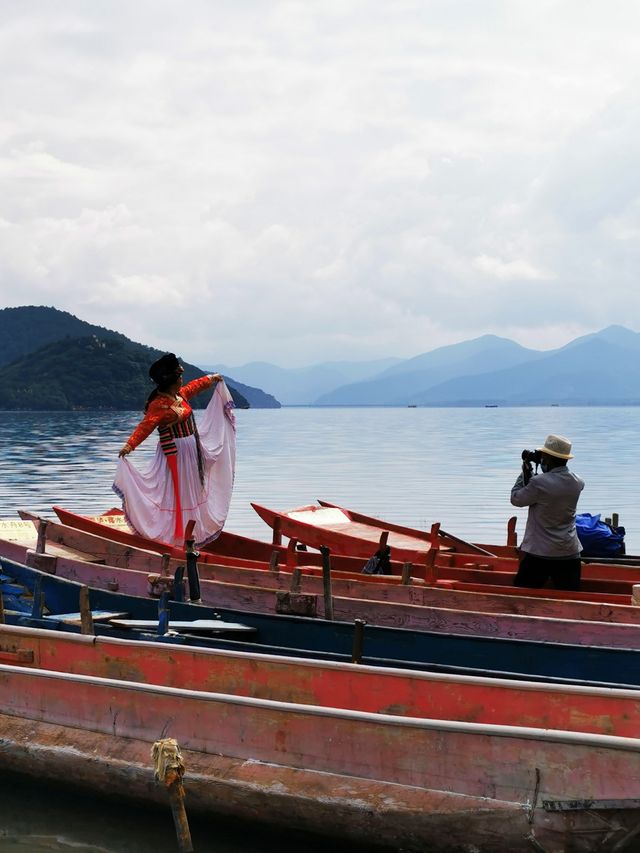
[3,555,640,689]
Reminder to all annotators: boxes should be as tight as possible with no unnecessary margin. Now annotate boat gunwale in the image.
[3,660,640,752]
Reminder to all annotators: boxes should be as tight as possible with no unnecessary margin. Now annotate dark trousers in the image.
[514,553,581,591]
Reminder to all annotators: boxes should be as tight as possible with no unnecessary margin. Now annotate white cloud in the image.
[1,1,640,364]
[473,255,550,281]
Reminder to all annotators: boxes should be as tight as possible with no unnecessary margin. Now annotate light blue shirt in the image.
[510,466,584,558]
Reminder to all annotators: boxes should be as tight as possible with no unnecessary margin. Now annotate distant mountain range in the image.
[205,358,402,405]
[0,307,279,410]
[212,325,640,406]
[4,307,639,408]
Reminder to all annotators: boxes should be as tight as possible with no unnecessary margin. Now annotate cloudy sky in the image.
[2,1,640,367]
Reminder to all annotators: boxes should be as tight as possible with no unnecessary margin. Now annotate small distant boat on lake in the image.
[485,403,499,407]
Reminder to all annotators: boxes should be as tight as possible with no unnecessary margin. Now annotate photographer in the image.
[510,434,584,591]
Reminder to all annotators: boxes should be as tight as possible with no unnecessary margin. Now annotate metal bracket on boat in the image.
[542,799,640,812]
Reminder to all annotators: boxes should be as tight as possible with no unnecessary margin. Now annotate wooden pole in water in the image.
[152,739,193,853]
[320,546,334,620]
[401,562,412,585]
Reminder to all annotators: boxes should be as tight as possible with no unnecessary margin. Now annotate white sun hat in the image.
[538,434,573,459]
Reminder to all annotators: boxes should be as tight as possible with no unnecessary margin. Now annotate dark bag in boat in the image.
[362,546,391,575]
[576,512,625,558]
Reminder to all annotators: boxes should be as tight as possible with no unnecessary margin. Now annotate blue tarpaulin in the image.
[576,513,625,558]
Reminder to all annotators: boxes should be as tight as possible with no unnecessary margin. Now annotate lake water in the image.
[1,405,639,851]
[1,405,637,549]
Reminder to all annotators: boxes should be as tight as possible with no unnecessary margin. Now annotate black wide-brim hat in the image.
[149,353,182,385]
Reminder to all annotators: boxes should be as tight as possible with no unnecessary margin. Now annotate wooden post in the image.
[285,538,298,569]
[320,546,334,621]
[160,553,171,577]
[272,517,282,546]
[401,562,412,585]
[79,586,94,635]
[605,516,612,526]
[429,522,441,547]
[158,591,170,635]
[613,513,620,528]
[35,519,48,554]
[424,546,439,585]
[289,568,302,593]
[378,530,389,550]
[151,739,193,853]
[269,551,280,573]
[632,585,640,607]
[30,577,44,618]
[507,516,518,548]
[352,619,366,664]
[184,535,201,603]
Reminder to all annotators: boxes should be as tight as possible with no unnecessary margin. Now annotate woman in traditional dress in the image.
[114,353,236,547]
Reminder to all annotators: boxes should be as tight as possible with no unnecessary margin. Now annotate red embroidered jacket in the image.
[125,375,215,450]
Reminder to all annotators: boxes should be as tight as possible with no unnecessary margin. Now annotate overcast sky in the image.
[2,1,640,367]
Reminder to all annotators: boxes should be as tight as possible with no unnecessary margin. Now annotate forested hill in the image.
[0,305,129,366]
[0,306,281,409]
[0,335,251,410]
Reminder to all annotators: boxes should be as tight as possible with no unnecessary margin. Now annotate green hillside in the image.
[0,334,250,410]
[0,305,128,366]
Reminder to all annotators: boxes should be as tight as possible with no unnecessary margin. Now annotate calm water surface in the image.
[1,405,637,548]
[1,405,639,851]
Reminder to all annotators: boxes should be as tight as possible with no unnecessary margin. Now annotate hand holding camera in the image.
[521,449,542,485]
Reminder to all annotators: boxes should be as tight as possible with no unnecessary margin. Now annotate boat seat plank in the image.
[108,618,256,633]
[45,611,130,624]
[42,543,107,563]
[295,520,447,553]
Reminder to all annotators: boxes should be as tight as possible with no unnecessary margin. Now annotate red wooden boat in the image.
[251,499,516,560]
[50,506,405,574]
[50,507,640,596]
[252,500,640,590]
[5,519,640,647]
[2,623,640,852]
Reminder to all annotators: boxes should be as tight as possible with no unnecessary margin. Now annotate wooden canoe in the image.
[251,501,640,590]
[2,624,640,851]
[44,508,640,596]
[51,505,397,574]
[7,515,640,631]
[4,555,640,688]
[5,519,640,647]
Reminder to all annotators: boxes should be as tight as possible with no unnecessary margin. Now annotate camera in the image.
[521,449,543,465]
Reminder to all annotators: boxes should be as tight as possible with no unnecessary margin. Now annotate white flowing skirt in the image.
[113,381,236,548]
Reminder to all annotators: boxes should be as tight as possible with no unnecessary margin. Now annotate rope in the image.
[151,738,185,785]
